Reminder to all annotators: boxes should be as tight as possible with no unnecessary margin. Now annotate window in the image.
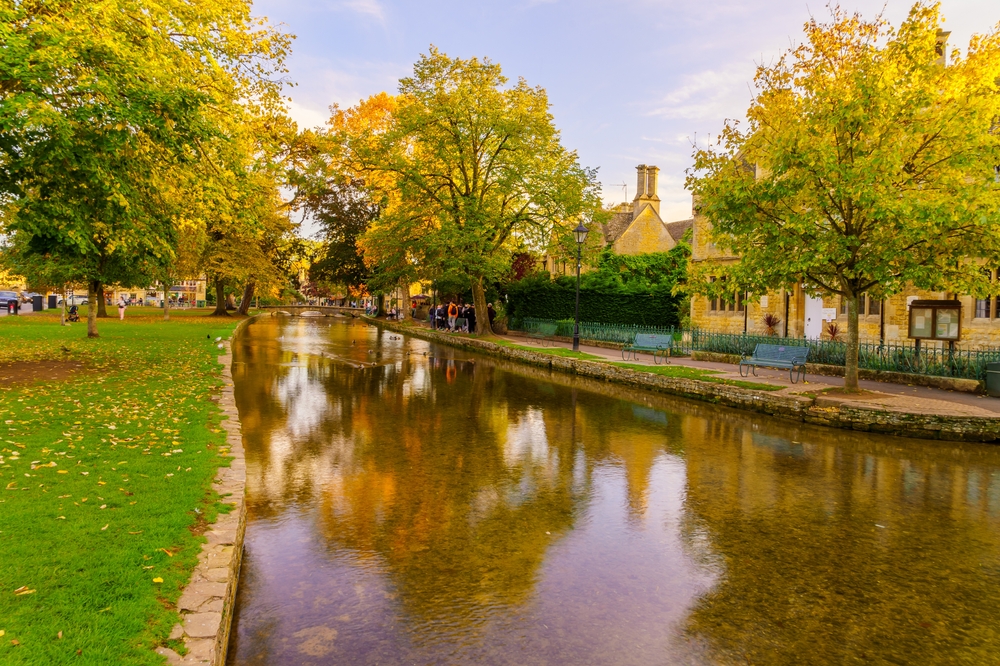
[736,292,746,312]
[867,296,881,316]
[975,268,994,319]
[709,277,717,311]
[840,297,848,316]
[976,297,991,319]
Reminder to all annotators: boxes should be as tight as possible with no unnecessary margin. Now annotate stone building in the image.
[689,207,1000,348]
[543,164,692,277]
[687,29,1000,348]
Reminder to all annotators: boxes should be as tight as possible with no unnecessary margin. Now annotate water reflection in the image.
[228,317,1000,665]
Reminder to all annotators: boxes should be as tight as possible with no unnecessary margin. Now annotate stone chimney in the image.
[632,164,660,216]
[635,165,646,199]
[936,30,951,66]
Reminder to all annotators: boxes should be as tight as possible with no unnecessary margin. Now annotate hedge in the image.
[506,280,681,327]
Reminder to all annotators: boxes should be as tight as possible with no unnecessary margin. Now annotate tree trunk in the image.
[238,282,255,316]
[400,279,412,321]
[211,277,229,316]
[87,281,99,338]
[96,282,110,318]
[845,292,860,392]
[163,279,171,321]
[376,293,385,317]
[472,278,493,336]
[226,292,237,310]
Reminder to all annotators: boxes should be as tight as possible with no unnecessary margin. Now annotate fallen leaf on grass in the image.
[11,639,19,646]
[5,482,17,490]
[101,524,108,531]
[160,548,174,557]
[152,577,163,584]
[13,586,35,596]
[57,470,68,474]
[57,631,62,639]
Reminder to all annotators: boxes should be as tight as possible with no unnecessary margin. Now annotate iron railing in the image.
[520,317,681,344]
[513,318,1000,380]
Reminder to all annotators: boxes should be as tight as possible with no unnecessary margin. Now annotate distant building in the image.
[543,164,692,277]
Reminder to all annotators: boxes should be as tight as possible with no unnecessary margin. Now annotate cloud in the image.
[339,0,386,23]
[284,56,406,116]
[646,64,754,122]
[286,100,329,131]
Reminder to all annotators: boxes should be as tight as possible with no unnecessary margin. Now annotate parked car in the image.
[0,290,20,311]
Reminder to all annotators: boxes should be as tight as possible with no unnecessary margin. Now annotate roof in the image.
[664,218,693,243]
[601,210,634,244]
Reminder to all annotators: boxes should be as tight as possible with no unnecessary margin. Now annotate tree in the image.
[354,48,603,335]
[687,3,1000,391]
[0,0,291,335]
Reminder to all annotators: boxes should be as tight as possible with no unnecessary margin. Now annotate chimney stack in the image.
[632,164,661,216]
[635,165,647,199]
[936,30,951,66]
[645,166,659,200]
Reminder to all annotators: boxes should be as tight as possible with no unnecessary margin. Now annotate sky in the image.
[252,0,994,234]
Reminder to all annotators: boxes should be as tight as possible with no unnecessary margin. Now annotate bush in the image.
[506,276,682,327]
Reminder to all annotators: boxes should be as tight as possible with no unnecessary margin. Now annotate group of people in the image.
[430,301,496,333]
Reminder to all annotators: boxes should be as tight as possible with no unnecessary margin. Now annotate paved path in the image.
[402,320,1000,417]
[493,333,1000,417]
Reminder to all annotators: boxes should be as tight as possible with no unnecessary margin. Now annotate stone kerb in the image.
[156,315,255,665]
[368,318,1000,443]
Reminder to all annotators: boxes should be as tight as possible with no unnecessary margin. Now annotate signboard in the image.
[821,308,837,321]
[908,300,961,341]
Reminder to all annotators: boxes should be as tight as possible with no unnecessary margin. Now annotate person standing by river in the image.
[447,301,458,331]
[466,304,476,333]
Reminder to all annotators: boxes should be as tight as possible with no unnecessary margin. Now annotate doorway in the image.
[804,295,823,339]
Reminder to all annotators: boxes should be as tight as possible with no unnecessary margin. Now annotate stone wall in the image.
[372,319,1000,443]
[156,316,253,666]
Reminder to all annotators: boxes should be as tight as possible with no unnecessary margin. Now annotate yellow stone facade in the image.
[689,210,1000,349]
[543,164,692,277]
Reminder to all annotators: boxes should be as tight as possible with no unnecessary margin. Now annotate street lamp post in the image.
[572,222,589,351]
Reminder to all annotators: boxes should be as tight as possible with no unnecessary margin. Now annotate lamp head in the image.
[573,223,589,245]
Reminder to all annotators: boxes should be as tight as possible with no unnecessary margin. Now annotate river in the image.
[226,316,1000,665]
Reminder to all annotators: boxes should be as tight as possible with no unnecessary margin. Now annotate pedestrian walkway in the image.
[501,332,1000,418]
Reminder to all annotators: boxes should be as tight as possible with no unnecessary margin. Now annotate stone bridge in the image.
[259,305,366,317]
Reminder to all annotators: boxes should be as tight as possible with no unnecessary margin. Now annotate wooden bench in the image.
[527,322,559,346]
[622,333,673,365]
[739,343,809,383]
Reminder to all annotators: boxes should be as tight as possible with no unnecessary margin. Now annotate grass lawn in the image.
[0,308,243,665]
[611,363,785,391]
[489,338,606,361]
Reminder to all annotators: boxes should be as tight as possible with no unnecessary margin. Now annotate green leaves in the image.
[341,48,602,325]
[687,2,1000,389]
[1,0,293,332]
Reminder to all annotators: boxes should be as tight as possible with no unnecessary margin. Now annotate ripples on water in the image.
[227,317,1000,665]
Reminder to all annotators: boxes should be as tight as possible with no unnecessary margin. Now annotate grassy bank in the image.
[0,308,242,665]
[610,363,784,391]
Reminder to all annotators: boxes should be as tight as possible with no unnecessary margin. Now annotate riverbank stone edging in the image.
[370,318,1000,443]
[156,316,254,665]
